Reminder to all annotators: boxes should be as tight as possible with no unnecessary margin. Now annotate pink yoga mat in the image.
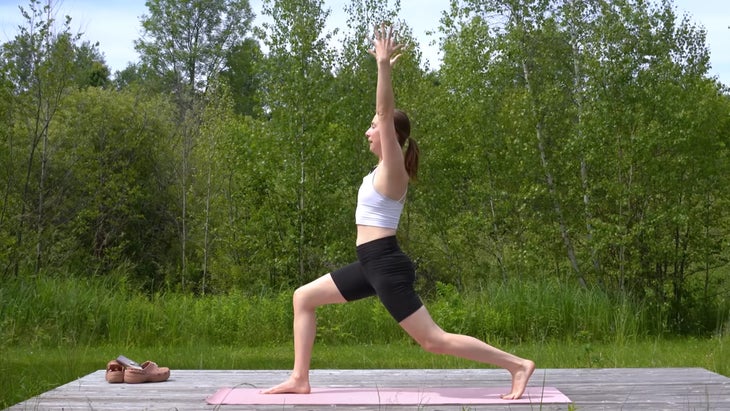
[206,386,571,405]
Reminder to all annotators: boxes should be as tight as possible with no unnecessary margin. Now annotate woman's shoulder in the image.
[373,164,408,199]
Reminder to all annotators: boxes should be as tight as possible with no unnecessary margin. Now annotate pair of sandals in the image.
[106,355,170,383]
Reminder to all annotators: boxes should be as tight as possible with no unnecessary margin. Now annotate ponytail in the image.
[404,137,419,180]
[394,109,420,180]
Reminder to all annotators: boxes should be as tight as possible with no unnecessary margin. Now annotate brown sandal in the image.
[105,360,125,383]
[124,360,170,383]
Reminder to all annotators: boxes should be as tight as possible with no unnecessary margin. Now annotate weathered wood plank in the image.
[6,368,730,410]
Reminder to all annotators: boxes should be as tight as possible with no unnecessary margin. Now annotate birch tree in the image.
[258,0,338,282]
[135,0,254,289]
[1,0,80,276]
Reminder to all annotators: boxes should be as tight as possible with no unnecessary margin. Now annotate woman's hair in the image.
[394,109,419,180]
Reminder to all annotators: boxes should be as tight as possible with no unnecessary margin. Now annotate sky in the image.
[0,0,728,85]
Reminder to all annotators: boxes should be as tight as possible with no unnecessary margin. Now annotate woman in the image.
[264,23,535,400]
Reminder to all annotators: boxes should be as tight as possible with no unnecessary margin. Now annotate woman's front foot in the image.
[262,376,311,394]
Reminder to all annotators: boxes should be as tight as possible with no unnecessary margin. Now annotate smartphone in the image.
[116,355,144,370]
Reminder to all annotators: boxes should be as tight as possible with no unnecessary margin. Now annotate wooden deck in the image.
[6,368,730,410]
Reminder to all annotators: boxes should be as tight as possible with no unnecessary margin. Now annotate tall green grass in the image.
[0,276,294,347]
[2,275,726,348]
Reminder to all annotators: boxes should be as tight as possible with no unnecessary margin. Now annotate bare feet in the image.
[500,359,536,400]
[262,376,311,394]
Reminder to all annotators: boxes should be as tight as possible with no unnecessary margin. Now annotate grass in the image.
[5,275,711,348]
[2,336,728,408]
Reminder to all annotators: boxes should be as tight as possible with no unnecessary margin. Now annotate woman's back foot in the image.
[500,359,535,400]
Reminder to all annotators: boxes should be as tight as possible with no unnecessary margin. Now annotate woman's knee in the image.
[416,331,450,354]
[292,275,343,311]
[292,285,315,311]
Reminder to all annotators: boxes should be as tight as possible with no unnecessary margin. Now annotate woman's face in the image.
[365,115,381,156]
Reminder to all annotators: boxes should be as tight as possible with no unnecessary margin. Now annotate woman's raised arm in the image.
[369,24,409,194]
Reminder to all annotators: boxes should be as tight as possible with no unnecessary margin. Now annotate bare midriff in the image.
[356,225,397,246]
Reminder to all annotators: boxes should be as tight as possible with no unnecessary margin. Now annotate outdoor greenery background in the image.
[1,0,729,407]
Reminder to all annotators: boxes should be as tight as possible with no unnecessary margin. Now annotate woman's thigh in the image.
[365,253,423,322]
[330,261,376,302]
[295,273,348,308]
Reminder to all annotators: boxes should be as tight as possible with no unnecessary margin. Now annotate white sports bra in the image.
[355,168,406,229]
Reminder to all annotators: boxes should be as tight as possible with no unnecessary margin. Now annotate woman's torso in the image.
[355,167,406,245]
[356,225,397,246]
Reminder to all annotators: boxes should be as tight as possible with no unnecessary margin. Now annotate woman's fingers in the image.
[370,22,404,66]
[373,25,400,47]
[373,23,398,40]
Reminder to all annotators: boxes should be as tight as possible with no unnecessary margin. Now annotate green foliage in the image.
[0,0,728,335]
[221,38,264,116]
[1,0,82,276]
[136,0,254,92]
[412,0,730,333]
[37,87,176,286]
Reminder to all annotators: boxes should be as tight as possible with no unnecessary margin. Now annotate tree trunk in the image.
[298,123,306,282]
[202,156,212,295]
[35,118,49,274]
[521,58,586,288]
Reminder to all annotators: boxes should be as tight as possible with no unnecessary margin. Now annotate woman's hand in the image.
[369,23,403,67]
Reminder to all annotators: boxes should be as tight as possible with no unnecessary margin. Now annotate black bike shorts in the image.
[330,236,423,322]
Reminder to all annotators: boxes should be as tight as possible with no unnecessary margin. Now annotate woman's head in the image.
[365,109,420,180]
